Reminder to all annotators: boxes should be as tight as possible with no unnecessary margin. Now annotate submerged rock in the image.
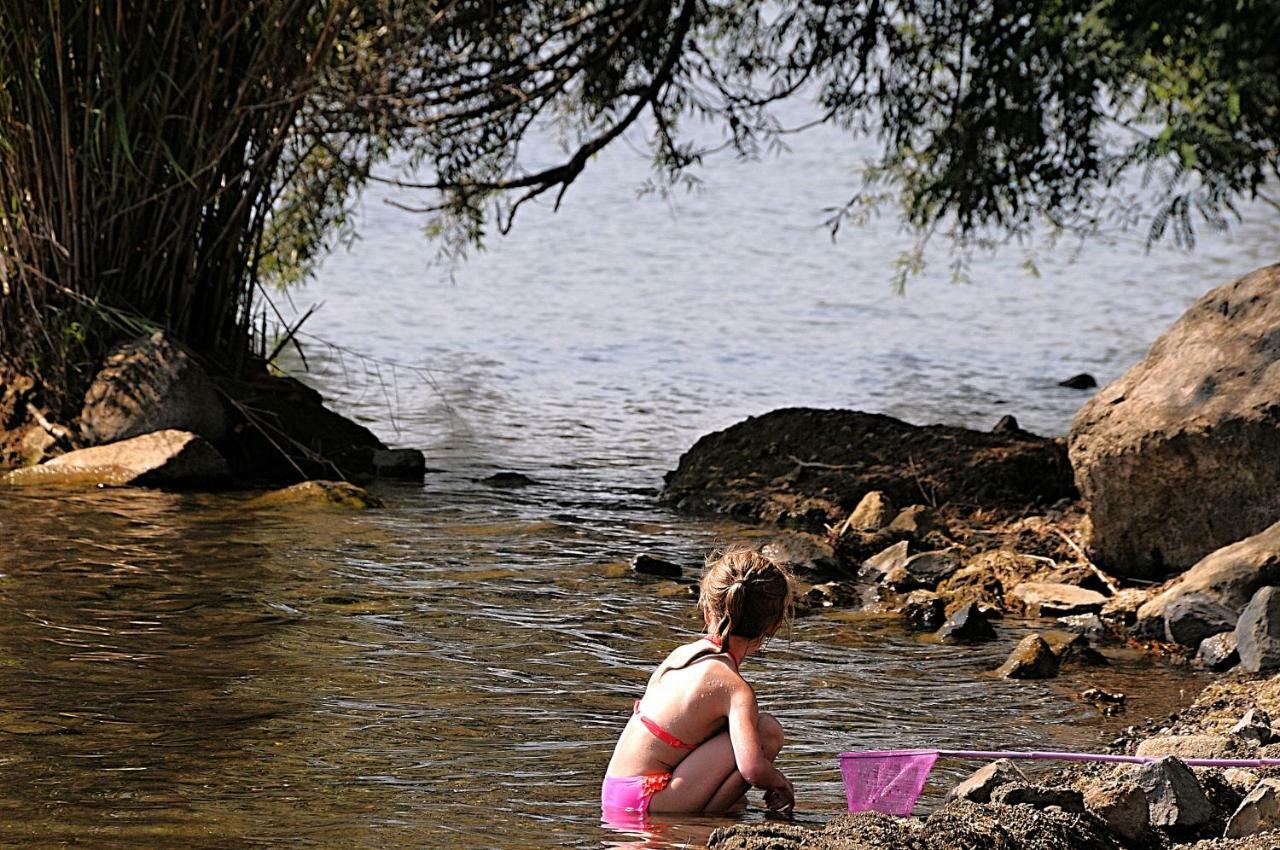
[902,590,945,631]
[481,471,536,488]
[936,602,997,642]
[1,429,229,488]
[246,480,383,510]
[660,408,1075,530]
[371,448,426,480]
[79,331,227,445]
[1236,586,1280,674]
[1059,373,1098,390]
[1069,263,1280,577]
[996,634,1059,679]
[631,554,683,578]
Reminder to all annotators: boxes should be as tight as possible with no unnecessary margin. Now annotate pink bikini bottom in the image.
[601,772,671,822]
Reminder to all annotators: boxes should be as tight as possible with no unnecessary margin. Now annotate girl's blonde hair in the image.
[699,544,795,641]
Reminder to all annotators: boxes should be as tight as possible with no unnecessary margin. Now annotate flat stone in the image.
[1083,783,1150,844]
[762,534,840,579]
[936,602,997,642]
[841,491,896,533]
[995,634,1059,679]
[990,783,1085,812]
[862,540,910,581]
[631,554,683,578]
[1008,582,1107,617]
[1226,779,1280,838]
[943,759,1027,804]
[1163,592,1239,647]
[245,480,383,510]
[1134,756,1215,828]
[1135,734,1254,761]
[1236,586,1280,673]
[1197,631,1240,671]
[1,429,229,489]
[372,448,426,480]
[901,549,961,587]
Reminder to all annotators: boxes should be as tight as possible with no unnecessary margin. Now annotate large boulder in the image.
[661,408,1075,529]
[79,332,227,445]
[0,429,229,488]
[1136,520,1280,637]
[1135,756,1215,828]
[1069,264,1280,577]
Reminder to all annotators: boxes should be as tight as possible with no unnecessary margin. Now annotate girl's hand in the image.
[764,774,794,815]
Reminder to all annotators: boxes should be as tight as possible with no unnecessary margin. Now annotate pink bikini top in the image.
[632,635,740,750]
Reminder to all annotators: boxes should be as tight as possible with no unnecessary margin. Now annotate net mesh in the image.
[839,750,939,816]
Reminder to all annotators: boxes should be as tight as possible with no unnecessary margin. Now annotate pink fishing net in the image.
[839,750,939,816]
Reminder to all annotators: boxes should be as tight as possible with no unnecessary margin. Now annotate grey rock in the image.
[943,759,1027,804]
[1083,783,1150,844]
[903,590,945,632]
[995,634,1059,679]
[1057,613,1106,636]
[862,540,910,581]
[901,549,961,587]
[762,534,839,579]
[481,471,536,488]
[1237,586,1280,673]
[1232,709,1274,746]
[1,429,229,489]
[1225,779,1280,838]
[841,491,896,533]
[1197,631,1240,671]
[936,602,997,643]
[1137,521,1280,637]
[372,448,426,480]
[631,554,683,578]
[1059,373,1098,390]
[1068,264,1280,577]
[990,783,1085,812]
[1134,756,1215,828]
[1163,592,1240,647]
[1008,582,1107,617]
[79,331,227,445]
[882,565,926,593]
[992,414,1023,434]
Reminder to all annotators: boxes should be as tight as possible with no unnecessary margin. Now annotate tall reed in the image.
[0,0,344,413]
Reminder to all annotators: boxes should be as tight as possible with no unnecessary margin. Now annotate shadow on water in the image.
[0,478,1207,849]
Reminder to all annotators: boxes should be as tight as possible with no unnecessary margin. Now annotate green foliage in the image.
[1,0,1277,410]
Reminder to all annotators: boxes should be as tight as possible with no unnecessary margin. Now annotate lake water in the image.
[2,113,1274,847]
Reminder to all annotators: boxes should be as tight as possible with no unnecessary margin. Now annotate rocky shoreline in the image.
[708,672,1280,850]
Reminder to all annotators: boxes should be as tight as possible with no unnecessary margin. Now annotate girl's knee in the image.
[758,712,784,756]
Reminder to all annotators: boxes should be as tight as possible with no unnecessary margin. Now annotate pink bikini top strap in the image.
[633,700,697,749]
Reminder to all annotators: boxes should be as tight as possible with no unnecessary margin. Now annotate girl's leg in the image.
[647,713,784,814]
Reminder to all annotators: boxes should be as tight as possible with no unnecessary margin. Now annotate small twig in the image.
[1055,528,1121,595]
[27,405,73,446]
[786,454,859,471]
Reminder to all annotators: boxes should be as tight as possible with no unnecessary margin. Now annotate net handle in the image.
[840,749,1280,769]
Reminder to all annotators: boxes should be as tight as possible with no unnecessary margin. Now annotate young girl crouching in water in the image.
[602,545,795,821]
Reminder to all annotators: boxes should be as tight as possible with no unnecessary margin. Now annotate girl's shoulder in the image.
[658,637,739,679]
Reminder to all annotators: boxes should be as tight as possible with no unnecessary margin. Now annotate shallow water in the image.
[3,110,1272,847]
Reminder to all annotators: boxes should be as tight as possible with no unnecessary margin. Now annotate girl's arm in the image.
[726,682,794,811]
